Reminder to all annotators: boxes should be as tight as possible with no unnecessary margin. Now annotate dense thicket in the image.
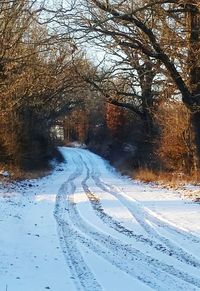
[0,0,89,170]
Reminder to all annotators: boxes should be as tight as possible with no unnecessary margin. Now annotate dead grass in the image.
[133,168,200,189]
[0,163,50,181]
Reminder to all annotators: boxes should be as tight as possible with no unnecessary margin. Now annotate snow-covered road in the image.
[1,147,200,291]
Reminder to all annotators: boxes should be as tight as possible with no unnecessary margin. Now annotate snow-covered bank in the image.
[0,151,75,291]
[0,147,200,291]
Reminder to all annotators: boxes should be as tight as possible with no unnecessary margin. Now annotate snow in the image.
[0,170,10,177]
[0,147,200,291]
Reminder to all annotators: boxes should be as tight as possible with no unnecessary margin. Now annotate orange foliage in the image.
[106,103,125,140]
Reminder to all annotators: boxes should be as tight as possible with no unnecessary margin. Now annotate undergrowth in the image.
[133,168,200,188]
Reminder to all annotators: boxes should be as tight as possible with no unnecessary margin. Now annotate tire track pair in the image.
[54,154,102,291]
[55,150,200,290]
[82,153,200,270]
[67,175,200,291]
[81,158,178,257]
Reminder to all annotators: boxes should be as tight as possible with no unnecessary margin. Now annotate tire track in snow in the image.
[81,152,200,270]
[80,149,200,244]
[109,181,200,244]
[67,173,200,291]
[55,153,165,290]
[54,154,102,291]
[55,149,200,291]
[81,158,178,257]
[60,153,200,290]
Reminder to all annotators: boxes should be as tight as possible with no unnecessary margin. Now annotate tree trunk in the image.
[188,1,200,97]
[142,106,155,137]
[187,1,200,167]
[142,86,156,138]
[191,111,200,168]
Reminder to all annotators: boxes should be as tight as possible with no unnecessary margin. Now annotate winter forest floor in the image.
[0,147,200,291]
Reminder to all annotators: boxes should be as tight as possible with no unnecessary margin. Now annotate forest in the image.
[0,0,199,182]
[1,1,200,290]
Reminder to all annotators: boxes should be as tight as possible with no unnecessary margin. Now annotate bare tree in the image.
[0,0,88,170]
[58,0,200,166]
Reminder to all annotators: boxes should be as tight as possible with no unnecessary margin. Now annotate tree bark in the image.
[191,112,200,164]
[187,1,200,166]
[188,1,200,97]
